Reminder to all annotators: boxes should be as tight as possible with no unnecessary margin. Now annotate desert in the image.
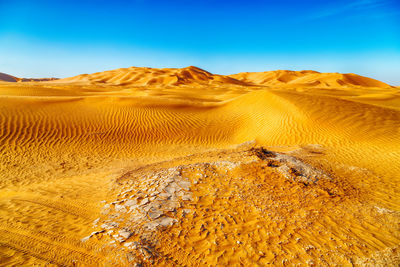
[0,66,399,265]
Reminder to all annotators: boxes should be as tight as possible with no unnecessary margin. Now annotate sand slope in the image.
[0,66,399,265]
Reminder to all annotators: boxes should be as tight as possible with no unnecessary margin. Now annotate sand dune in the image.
[57,66,247,86]
[0,72,58,82]
[0,72,18,82]
[0,66,399,265]
[229,70,393,88]
[57,66,392,89]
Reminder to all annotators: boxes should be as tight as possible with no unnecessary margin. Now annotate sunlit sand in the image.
[0,66,399,265]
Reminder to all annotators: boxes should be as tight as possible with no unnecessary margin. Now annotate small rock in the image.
[115,236,126,243]
[148,210,163,220]
[177,180,191,191]
[159,217,177,227]
[140,198,149,206]
[158,192,171,199]
[90,230,105,236]
[142,205,152,212]
[164,185,176,194]
[182,194,193,201]
[125,199,137,207]
[115,204,127,213]
[182,209,192,215]
[101,221,119,230]
[118,229,133,240]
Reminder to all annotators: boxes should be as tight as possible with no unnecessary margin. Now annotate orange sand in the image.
[0,66,399,265]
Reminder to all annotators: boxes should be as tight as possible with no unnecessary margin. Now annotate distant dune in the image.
[55,66,394,89]
[0,72,18,82]
[229,70,392,88]
[0,72,58,82]
[57,66,247,86]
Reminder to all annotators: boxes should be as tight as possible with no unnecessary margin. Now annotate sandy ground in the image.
[0,66,399,265]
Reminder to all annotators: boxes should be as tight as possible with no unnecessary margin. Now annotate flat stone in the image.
[118,229,133,240]
[101,221,119,230]
[140,198,149,206]
[90,230,105,236]
[142,205,152,212]
[182,209,192,215]
[177,180,191,191]
[125,199,137,207]
[115,236,126,243]
[115,204,127,213]
[159,217,177,227]
[158,192,172,199]
[181,194,193,201]
[148,209,163,219]
[124,242,135,247]
[164,185,176,194]
[163,201,179,212]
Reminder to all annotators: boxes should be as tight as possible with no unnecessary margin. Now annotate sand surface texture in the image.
[0,66,399,265]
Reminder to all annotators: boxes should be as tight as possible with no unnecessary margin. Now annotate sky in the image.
[0,0,399,85]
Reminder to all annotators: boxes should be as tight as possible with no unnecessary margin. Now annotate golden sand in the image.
[0,66,399,265]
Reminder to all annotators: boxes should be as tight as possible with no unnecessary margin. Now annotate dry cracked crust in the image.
[83,146,336,265]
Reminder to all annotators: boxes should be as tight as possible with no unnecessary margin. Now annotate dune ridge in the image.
[229,69,393,88]
[57,66,248,86]
[55,66,394,89]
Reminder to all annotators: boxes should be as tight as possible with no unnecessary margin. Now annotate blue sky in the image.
[0,0,399,84]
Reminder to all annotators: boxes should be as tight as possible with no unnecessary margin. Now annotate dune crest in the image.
[57,66,248,86]
[56,67,393,89]
[229,70,393,88]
